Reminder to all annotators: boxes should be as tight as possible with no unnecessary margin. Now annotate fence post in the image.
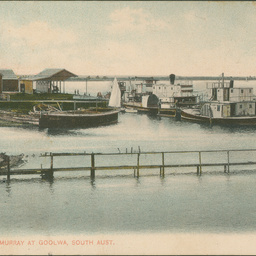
[49,153,54,178]
[7,156,10,182]
[161,152,165,177]
[197,166,200,175]
[227,151,230,173]
[137,153,140,177]
[199,152,202,175]
[91,153,95,179]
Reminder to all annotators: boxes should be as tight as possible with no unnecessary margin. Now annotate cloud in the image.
[1,20,77,49]
[106,7,169,34]
[0,20,79,74]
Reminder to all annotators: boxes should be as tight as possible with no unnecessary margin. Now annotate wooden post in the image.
[7,155,10,181]
[197,165,199,175]
[137,153,140,177]
[74,101,76,110]
[227,151,230,173]
[224,165,226,173]
[91,153,95,179]
[199,152,202,175]
[50,153,53,169]
[161,152,165,177]
[49,153,54,178]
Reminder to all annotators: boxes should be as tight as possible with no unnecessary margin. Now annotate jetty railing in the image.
[1,149,256,181]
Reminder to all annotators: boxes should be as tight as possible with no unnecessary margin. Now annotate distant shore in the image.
[66,75,256,82]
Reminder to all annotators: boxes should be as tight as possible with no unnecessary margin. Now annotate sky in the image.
[0,1,255,77]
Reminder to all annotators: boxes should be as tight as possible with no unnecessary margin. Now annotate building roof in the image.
[33,68,77,81]
[0,69,18,80]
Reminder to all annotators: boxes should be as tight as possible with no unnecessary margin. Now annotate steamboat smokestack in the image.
[230,80,234,88]
[169,74,175,85]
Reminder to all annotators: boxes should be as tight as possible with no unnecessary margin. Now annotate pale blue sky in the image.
[0,1,255,76]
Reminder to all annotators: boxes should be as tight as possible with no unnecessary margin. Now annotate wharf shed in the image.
[33,68,77,93]
[0,69,18,92]
[18,76,34,94]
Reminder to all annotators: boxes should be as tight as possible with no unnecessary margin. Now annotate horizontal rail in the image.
[40,148,256,157]
[2,148,256,181]
[1,161,256,176]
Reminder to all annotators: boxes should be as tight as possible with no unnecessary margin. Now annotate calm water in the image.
[1,111,256,236]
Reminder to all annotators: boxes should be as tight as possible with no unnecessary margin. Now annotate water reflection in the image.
[90,178,96,190]
[5,182,11,197]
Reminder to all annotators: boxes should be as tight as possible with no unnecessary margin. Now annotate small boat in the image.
[39,108,119,129]
[39,78,121,129]
[109,77,121,109]
[122,77,159,114]
[123,94,159,114]
[181,74,256,126]
[124,107,138,113]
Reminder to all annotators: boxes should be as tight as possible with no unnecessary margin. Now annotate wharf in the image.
[1,149,256,181]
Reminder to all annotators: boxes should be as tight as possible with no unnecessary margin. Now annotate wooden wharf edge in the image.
[1,149,256,180]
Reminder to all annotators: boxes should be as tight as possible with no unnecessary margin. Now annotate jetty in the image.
[1,148,256,181]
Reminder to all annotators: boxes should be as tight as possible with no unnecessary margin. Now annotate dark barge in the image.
[39,109,119,129]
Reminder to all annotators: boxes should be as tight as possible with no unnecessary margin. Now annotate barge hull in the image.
[39,111,119,129]
[181,110,256,126]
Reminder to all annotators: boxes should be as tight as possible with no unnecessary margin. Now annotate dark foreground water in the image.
[1,112,256,237]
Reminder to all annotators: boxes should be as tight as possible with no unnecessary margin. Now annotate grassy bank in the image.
[9,93,73,101]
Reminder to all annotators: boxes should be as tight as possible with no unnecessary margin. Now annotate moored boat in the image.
[39,108,119,129]
[155,74,198,119]
[181,74,256,126]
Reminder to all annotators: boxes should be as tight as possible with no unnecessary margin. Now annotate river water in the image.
[1,80,256,254]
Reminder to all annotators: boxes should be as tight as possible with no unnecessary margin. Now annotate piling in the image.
[137,153,140,177]
[91,153,95,179]
[199,152,202,175]
[161,152,165,177]
[7,156,10,181]
[227,151,230,173]
[45,153,54,179]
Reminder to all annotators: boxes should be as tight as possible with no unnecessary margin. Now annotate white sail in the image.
[108,77,121,108]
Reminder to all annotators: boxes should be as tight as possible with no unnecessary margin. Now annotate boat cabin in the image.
[202,80,256,118]
[207,80,254,102]
[153,74,197,108]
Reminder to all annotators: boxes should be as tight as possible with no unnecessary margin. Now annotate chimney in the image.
[230,80,234,88]
[169,74,175,85]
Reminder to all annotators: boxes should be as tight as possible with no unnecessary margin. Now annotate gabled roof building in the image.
[33,68,77,93]
[0,69,18,92]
